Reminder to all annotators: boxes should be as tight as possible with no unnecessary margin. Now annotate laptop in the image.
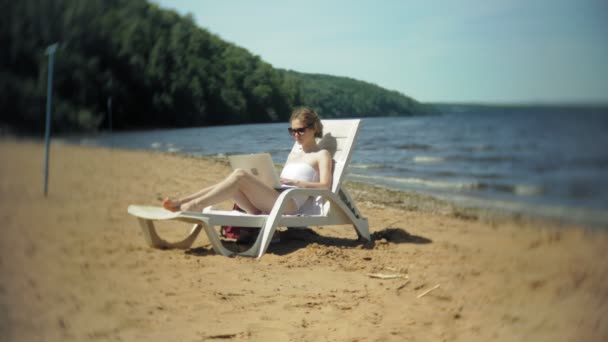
[228,153,287,189]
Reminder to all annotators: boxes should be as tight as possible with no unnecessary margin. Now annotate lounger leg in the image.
[353,218,371,241]
[137,218,202,249]
[254,218,281,259]
[200,224,240,256]
[338,189,371,241]
[198,214,279,258]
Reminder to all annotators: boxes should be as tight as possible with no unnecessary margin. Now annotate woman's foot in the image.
[162,197,181,212]
[179,200,205,213]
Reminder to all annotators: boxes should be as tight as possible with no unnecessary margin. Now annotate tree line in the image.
[280,70,436,118]
[1,0,435,135]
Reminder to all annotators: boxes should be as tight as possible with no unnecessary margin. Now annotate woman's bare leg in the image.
[162,184,216,211]
[180,169,298,214]
[233,190,261,214]
[235,173,298,214]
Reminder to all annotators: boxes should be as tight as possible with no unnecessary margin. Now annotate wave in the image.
[413,156,445,163]
[413,154,515,164]
[438,154,518,163]
[149,141,182,153]
[514,185,543,196]
[349,174,478,191]
[397,143,432,150]
[349,163,387,170]
[457,144,496,152]
[430,170,502,179]
[348,174,544,196]
[433,171,459,177]
[462,182,544,196]
[474,144,496,151]
[78,138,99,146]
[468,155,517,163]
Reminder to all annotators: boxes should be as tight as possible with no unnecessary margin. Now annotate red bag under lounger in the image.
[220,204,258,242]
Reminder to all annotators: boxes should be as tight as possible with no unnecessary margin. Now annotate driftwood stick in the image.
[397,279,411,291]
[417,284,440,298]
[367,273,404,279]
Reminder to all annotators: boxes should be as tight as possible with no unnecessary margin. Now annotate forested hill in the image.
[2,0,435,135]
[281,70,436,118]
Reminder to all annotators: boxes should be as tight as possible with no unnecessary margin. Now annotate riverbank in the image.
[1,139,607,341]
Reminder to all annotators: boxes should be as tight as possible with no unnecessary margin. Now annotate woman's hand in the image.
[280,178,300,187]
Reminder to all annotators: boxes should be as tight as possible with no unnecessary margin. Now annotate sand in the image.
[1,139,607,341]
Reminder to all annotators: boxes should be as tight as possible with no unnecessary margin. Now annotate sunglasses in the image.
[288,124,313,136]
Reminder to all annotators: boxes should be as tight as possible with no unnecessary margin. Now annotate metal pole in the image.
[108,76,113,135]
[107,96,112,134]
[44,43,58,197]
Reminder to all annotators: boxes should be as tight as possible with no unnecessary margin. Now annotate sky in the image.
[153,0,608,104]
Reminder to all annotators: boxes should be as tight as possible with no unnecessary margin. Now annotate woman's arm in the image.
[282,150,332,189]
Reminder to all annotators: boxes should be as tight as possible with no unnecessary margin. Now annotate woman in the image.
[162,107,332,215]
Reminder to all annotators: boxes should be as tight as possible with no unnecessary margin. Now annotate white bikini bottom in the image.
[290,195,323,215]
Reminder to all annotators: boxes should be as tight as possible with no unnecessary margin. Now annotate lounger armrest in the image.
[271,188,344,214]
[277,188,332,198]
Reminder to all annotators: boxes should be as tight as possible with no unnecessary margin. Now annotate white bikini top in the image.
[279,162,324,215]
[280,163,319,183]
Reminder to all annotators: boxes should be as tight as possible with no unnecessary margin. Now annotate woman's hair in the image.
[290,107,323,138]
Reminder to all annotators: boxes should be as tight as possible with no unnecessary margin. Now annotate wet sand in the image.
[1,139,607,341]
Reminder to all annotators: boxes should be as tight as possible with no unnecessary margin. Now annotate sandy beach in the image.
[1,139,607,341]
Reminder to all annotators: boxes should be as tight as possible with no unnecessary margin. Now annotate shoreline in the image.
[343,180,608,231]
[2,139,608,341]
[4,134,606,231]
[9,134,607,230]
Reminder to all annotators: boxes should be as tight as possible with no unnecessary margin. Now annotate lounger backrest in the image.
[289,119,361,193]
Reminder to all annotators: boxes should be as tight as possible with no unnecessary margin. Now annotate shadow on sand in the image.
[184,227,432,257]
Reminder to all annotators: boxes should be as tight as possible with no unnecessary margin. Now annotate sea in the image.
[62,106,608,228]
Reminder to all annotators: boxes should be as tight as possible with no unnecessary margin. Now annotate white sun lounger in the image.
[127,119,370,258]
